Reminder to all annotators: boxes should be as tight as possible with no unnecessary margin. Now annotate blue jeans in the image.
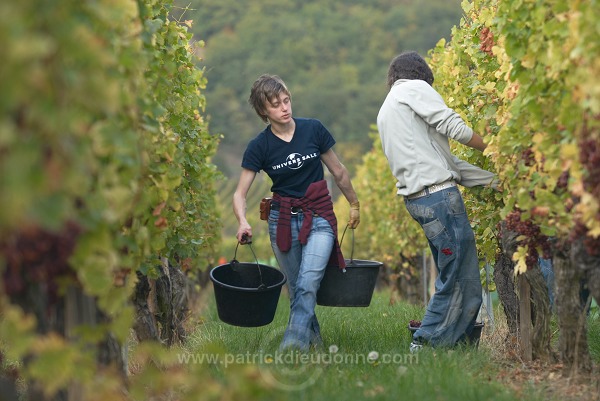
[539,257,555,308]
[268,210,335,351]
[404,186,482,347]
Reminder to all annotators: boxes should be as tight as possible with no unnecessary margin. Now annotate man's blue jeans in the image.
[404,186,482,346]
[268,210,335,351]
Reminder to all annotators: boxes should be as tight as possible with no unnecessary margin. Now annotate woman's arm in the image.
[232,168,257,243]
[321,149,360,228]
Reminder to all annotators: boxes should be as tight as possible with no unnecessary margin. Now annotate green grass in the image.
[182,290,560,401]
[588,306,600,363]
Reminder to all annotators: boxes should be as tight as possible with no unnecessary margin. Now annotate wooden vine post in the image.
[517,273,532,362]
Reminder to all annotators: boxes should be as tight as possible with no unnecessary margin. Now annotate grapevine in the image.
[503,210,551,269]
[423,0,600,371]
[0,0,223,398]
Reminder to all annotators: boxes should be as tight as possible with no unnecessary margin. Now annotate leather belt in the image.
[406,181,457,200]
[270,203,303,214]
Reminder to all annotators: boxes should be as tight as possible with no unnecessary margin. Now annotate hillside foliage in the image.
[174,0,464,176]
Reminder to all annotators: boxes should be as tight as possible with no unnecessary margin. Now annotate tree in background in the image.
[175,0,464,177]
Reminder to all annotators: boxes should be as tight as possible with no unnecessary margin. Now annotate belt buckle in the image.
[290,207,299,215]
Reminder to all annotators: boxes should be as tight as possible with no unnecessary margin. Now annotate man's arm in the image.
[465,132,487,152]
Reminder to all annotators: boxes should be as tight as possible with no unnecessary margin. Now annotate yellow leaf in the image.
[532,132,544,145]
[484,81,496,91]
[0,306,37,360]
[515,257,528,275]
[560,143,578,159]
[522,54,536,69]
[572,180,584,196]
[512,246,529,275]
[588,225,600,238]
[29,334,80,397]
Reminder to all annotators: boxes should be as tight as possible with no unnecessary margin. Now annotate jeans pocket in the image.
[406,202,435,220]
[447,190,466,215]
[311,216,334,235]
[423,219,444,239]
[423,219,456,269]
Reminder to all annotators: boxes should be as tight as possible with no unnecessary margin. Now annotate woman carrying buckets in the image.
[233,74,360,352]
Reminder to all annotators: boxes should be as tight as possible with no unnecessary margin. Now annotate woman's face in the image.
[264,93,292,125]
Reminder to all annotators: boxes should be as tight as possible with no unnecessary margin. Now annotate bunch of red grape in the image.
[504,209,551,269]
[1,221,82,304]
[520,148,536,167]
[571,221,600,256]
[557,171,570,191]
[569,126,600,255]
[479,27,494,56]
[409,320,422,328]
[579,137,600,197]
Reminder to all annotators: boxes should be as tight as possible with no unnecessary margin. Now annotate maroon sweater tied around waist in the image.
[272,180,345,269]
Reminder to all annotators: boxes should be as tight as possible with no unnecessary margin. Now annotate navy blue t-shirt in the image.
[242,118,335,197]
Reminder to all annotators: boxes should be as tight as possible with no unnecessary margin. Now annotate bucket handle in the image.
[233,235,267,290]
[339,225,355,263]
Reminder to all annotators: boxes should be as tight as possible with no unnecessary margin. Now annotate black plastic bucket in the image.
[210,242,286,327]
[317,259,382,306]
[316,228,382,307]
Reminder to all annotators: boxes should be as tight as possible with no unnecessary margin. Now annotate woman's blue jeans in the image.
[404,186,482,347]
[268,209,334,351]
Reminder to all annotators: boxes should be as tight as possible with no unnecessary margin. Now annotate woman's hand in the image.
[236,224,253,244]
[348,201,360,229]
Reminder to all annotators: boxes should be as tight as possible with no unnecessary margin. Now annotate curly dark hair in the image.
[386,51,434,88]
